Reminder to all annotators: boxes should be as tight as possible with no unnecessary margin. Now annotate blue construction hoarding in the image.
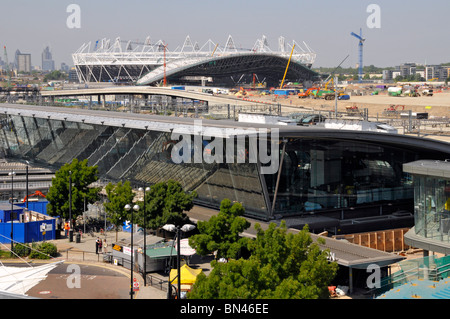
[0,200,55,243]
[0,204,24,223]
[16,201,48,215]
[0,219,56,243]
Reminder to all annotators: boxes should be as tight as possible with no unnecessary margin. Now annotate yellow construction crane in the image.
[280,44,295,89]
[324,77,334,90]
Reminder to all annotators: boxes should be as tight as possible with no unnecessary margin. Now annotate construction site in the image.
[1,27,450,300]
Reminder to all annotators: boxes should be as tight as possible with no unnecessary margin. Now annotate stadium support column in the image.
[271,139,287,213]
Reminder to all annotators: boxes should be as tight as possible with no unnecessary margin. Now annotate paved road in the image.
[4,261,132,299]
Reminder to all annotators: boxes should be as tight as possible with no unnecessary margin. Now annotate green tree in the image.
[103,181,135,241]
[43,70,67,82]
[188,222,338,299]
[46,159,100,221]
[136,180,196,230]
[189,199,251,259]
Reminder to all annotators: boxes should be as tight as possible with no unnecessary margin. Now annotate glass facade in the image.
[413,175,450,242]
[0,112,449,222]
[264,138,419,216]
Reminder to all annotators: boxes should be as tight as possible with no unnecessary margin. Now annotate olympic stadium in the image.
[72,35,319,86]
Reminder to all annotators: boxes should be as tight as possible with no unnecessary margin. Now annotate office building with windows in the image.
[42,46,55,72]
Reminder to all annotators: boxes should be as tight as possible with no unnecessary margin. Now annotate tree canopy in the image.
[103,181,135,241]
[188,199,251,259]
[188,222,338,299]
[46,159,100,220]
[43,70,67,82]
[136,180,196,230]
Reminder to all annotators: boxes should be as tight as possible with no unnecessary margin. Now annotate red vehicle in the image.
[298,87,320,98]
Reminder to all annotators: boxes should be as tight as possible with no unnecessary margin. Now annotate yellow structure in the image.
[169,264,203,286]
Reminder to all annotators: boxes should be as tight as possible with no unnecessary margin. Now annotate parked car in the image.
[300,114,327,125]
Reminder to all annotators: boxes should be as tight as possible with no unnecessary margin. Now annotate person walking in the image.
[102,239,108,253]
[64,222,70,237]
[95,237,100,254]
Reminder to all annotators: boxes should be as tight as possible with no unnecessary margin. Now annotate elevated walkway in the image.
[40,86,267,107]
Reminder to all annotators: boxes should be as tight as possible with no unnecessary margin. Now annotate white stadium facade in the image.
[72,35,319,87]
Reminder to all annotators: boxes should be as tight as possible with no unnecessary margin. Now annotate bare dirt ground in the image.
[247,91,450,118]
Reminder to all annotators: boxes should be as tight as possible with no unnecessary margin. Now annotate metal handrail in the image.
[372,261,450,297]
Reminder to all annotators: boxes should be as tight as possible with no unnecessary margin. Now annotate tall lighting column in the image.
[8,171,15,252]
[125,203,140,299]
[25,163,29,209]
[162,223,196,299]
[68,171,73,242]
[138,186,150,286]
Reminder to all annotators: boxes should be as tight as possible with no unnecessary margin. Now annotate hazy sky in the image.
[1,0,449,69]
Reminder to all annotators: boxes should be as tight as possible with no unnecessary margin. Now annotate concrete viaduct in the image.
[39,86,275,107]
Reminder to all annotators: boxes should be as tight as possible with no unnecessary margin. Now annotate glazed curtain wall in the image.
[264,138,418,215]
[413,175,450,242]
[0,114,269,218]
[0,113,441,221]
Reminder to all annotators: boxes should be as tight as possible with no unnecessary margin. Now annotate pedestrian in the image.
[98,238,103,253]
[64,222,70,237]
[95,237,100,254]
[103,239,108,253]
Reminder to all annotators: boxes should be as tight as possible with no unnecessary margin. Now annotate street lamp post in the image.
[162,223,196,299]
[125,203,140,299]
[68,171,73,242]
[138,186,150,286]
[25,163,29,210]
[8,171,15,252]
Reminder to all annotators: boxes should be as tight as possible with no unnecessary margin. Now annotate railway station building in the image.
[0,104,449,235]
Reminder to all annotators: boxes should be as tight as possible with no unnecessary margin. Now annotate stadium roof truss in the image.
[72,35,317,85]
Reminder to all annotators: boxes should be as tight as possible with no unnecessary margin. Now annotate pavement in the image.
[45,230,170,299]
[40,206,228,299]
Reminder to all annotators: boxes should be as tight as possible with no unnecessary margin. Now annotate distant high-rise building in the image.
[14,49,21,70]
[60,62,69,72]
[42,46,55,71]
[17,53,32,73]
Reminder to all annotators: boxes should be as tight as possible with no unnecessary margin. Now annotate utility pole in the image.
[334,75,338,118]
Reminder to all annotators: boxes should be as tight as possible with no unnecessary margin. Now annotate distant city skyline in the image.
[1,0,449,69]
